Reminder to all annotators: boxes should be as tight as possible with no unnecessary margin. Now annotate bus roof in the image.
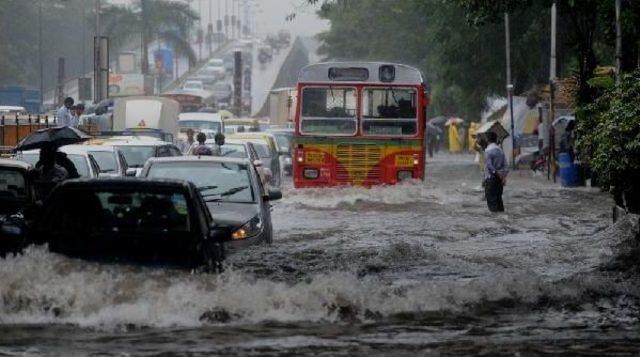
[298,62,423,84]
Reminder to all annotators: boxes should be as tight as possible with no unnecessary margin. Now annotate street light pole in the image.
[549,1,557,181]
[504,12,516,170]
[39,0,44,110]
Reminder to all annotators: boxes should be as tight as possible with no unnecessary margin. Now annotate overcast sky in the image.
[108,0,329,38]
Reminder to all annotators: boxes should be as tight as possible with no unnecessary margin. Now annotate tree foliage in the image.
[312,0,640,117]
[314,0,552,119]
[101,0,199,74]
[576,70,640,211]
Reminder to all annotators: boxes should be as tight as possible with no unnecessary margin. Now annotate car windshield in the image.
[301,87,357,135]
[362,88,418,136]
[17,153,39,166]
[179,120,221,132]
[146,162,255,203]
[90,151,118,173]
[183,82,202,89]
[272,132,292,151]
[16,153,89,177]
[250,142,271,159]
[115,146,156,168]
[220,144,248,158]
[0,169,27,199]
[67,155,90,177]
[42,189,191,235]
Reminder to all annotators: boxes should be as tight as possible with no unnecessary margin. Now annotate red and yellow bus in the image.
[293,62,427,188]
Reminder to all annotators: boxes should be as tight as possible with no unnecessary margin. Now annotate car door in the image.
[249,163,272,243]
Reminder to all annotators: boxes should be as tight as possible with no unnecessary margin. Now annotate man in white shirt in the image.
[56,97,74,127]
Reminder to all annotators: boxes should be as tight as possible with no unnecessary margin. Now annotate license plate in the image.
[305,152,325,165]
[395,155,414,167]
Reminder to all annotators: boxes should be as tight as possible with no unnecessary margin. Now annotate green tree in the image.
[101,0,199,75]
[314,0,551,119]
[576,70,640,212]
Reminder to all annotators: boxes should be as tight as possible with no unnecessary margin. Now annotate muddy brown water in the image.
[1,155,638,356]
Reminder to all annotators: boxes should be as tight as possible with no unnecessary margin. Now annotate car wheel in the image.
[203,240,225,273]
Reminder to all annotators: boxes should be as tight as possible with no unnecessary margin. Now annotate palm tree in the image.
[101,0,199,75]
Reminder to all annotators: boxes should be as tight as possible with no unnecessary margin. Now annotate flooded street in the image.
[1,155,638,355]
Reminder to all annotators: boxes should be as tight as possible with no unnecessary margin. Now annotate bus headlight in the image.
[303,168,319,179]
[397,170,413,181]
[232,216,263,240]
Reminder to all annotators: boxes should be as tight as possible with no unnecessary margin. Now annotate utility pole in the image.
[224,0,229,40]
[504,12,516,170]
[39,0,44,111]
[217,0,222,48]
[208,0,213,57]
[549,1,557,181]
[82,1,86,76]
[615,0,622,84]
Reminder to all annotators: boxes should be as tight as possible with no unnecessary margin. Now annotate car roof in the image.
[102,140,173,147]
[146,156,250,165]
[219,139,251,146]
[0,158,33,170]
[178,112,222,122]
[57,177,195,191]
[60,145,117,154]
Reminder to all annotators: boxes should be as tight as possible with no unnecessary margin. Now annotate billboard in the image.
[108,73,147,97]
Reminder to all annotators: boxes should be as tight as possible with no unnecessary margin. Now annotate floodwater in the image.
[1,155,639,356]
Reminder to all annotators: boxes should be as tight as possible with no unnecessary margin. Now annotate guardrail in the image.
[0,114,56,152]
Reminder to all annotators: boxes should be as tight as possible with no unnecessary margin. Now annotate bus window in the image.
[300,87,357,135]
[362,88,417,136]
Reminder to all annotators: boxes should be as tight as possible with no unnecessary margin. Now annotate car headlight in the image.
[232,215,263,240]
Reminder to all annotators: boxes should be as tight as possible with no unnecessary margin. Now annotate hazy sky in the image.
[108,0,329,38]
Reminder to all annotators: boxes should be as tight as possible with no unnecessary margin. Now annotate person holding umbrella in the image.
[37,143,68,183]
[15,126,92,196]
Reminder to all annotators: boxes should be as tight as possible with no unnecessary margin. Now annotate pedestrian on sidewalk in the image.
[56,97,74,127]
[483,131,508,212]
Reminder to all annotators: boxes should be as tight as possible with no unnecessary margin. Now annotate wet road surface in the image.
[1,154,639,355]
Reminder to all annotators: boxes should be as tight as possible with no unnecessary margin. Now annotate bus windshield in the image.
[362,88,417,136]
[300,87,357,135]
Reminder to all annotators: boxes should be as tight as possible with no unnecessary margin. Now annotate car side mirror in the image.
[208,225,232,242]
[125,168,137,177]
[265,188,282,201]
[253,159,263,167]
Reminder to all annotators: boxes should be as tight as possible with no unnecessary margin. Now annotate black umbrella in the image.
[15,126,92,151]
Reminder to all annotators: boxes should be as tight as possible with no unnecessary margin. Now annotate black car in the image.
[1,178,230,271]
[140,156,282,249]
[0,159,37,255]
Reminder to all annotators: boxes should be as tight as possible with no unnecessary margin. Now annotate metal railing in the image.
[0,114,56,154]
